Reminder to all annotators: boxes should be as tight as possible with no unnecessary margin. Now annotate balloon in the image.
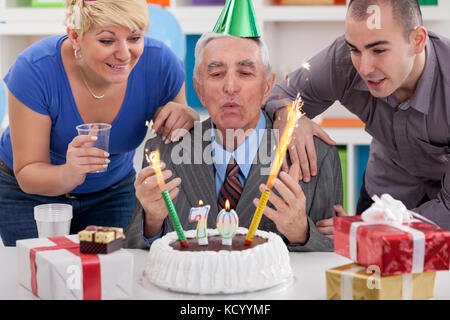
[146,4,186,61]
[0,82,6,127]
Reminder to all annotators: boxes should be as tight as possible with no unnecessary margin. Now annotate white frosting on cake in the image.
[141,227,293,294]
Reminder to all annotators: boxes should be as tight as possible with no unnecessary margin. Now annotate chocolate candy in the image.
[78,226,125,254]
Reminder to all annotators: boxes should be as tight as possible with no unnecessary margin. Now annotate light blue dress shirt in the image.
[211,110,266,197]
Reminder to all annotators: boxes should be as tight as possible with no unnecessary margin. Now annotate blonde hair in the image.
[65,0,150,38]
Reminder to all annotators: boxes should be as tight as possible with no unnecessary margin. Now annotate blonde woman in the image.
[0,0,198,246]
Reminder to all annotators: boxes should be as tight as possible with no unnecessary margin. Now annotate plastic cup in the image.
[76,123,111,173]
[34,204,73,238]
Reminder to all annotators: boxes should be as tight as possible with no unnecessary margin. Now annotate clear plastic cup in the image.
[75,123,111,173]
[34,204,73,238]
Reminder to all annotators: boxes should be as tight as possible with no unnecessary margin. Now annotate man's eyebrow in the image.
[365,40,390,49]
[238,59,256,68]
[345,39,390,50]
[207,61,223,70]
[345,39,357,48]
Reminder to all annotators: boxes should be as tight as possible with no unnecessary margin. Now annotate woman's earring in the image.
[74,49,83,60]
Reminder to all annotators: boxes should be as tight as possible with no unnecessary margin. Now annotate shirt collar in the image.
[211,110,266,181]
[353,36,435,115]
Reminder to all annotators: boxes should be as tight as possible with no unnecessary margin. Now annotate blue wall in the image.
[0,81,6,125]
[185,35,203,110]
[355,145,370,201]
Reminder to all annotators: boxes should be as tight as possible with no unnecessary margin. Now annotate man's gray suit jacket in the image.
[124,112,343,251]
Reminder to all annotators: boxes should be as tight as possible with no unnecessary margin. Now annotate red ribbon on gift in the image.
[29,236,101,300]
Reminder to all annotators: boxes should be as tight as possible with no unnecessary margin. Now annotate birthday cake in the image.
[141,227,292,294]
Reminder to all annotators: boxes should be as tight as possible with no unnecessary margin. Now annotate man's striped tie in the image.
[218,158,243,211]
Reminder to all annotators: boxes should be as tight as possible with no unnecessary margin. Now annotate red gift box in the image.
[334,216,450,275]
[29,236,101,299]
[17,235,133,300]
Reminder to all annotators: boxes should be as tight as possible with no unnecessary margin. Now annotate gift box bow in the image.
[361,194,437,225]
[30,236,101,300]
[350,194,439,274]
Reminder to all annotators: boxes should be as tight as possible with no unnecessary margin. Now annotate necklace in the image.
[78,67,106,99]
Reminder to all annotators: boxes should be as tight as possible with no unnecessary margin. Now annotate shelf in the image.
[322,127,372,146]
[261,5,347,21]
[1,2,449,35]
[0,6,222,35]
[167,6,222,34]
[261,4,450,22]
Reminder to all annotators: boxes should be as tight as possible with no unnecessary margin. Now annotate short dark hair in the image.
[348,0,423,39]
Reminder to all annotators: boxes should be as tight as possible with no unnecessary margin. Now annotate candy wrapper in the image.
[16,235,133,300]
[334,194,450,275]
[326,263,436,300]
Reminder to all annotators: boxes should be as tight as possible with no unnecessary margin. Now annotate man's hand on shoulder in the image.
[273,106,336,183]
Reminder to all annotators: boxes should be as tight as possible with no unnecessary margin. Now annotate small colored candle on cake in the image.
[216,200,239,246]
[189,200,210,245]
[147,149,188,247]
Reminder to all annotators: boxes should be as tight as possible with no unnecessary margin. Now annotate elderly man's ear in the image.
[192,76,206,109]
[262,73,276,105]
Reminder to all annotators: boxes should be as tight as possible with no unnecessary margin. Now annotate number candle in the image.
[217,200,239,246]
[189,200,210,245]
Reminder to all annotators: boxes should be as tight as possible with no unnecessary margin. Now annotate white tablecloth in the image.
[1,247,449,300]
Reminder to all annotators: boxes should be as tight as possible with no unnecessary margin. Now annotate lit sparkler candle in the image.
[189,200,210,245]
[245,93,304,245]
[147,149,188,247]
[217,200,239,246]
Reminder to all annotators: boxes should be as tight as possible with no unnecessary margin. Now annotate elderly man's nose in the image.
[223,74,239,94]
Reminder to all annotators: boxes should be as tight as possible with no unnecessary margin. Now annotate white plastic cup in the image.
[76,123,111,173]
[34,204,73,238]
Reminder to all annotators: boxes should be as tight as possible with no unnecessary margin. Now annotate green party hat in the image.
[212,0,260,38]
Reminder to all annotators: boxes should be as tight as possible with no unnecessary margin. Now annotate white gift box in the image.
[16,235,133,300]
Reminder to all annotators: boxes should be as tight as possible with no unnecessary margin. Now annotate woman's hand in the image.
[152,101,199,143]
[63,133,110,187]
[151,83,199,144]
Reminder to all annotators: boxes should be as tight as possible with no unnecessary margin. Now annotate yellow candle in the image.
[245,94,304,245]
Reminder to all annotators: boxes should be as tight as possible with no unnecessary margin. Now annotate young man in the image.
[267,0,450,233]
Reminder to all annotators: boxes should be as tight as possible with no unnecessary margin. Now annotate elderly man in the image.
[124,31,343,251]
